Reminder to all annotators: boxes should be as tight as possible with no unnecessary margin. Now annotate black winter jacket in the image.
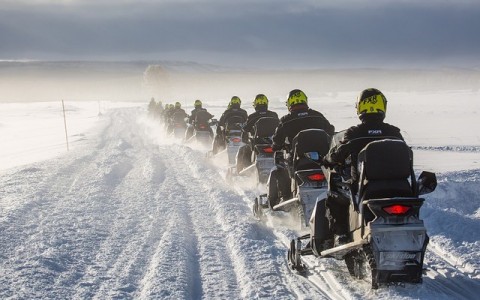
[169,108,188,122]
[218,107,248,128]
[189,108,213,125]
[325,116,403,180]
[272,104,335,152]
[243,109,279,135]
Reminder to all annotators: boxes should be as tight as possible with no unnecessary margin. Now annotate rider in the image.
[324,88,404,246]
[212,96,248,154]
[267,89,335,208]
[154,99,164,120]
[236,94,279,172]
[185,99,214,140]
[167,102,188,133]
[162,104,173,127]
[148,97,157,113]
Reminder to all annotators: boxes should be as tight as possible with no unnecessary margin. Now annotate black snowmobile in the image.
[235,117,279,184]
[253,129,331,228]
[167,111,188,139]
[287,135,437,289]
[185,111,216,147]
[223,116,246,166]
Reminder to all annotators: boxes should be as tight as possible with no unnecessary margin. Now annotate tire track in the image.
[186,149,331,299]
[0,122,126,299]
[235,187,341,299]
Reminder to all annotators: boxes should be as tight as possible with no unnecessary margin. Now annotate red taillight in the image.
[262,147,273,153]
[307,173,325,181]
[199,125,206,129]
[231,137,241,143]
[383,205,411,215]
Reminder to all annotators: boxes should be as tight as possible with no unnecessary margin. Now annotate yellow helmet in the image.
[194,99,202,108]
[356,88,387,120]
[175,102,181,109]
[230,96,241,105]
[286,89,308,109]
[253,94,268,108]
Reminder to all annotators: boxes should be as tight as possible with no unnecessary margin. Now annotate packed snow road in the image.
[1,107,479,299]
[0,108,329,299]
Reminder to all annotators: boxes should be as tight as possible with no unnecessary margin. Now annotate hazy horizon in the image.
[1,60,479,102]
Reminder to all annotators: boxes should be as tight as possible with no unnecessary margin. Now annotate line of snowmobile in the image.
[148,102,438,290]
[148,100,218,147]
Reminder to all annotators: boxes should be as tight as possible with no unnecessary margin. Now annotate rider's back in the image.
[194,109,212,127]
[273,106,334,152]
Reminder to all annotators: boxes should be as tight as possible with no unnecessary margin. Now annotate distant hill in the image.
[1,61,478,102]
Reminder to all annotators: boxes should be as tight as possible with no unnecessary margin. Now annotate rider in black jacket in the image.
[212,96,248,154]
[185,100,214,140]
[267,89,335,207]
[218,96,248,129]
[167,102,188,134]
[236,94,279,172]
[324,88,404,246]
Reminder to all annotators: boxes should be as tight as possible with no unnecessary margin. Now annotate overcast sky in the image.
[1,0,479,68]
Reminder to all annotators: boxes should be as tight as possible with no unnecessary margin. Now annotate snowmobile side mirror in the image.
[417,171,437,195]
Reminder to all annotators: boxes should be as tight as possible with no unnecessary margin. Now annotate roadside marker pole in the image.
[62,100,70,151]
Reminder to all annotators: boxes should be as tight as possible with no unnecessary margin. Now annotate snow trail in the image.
[1,106,479,299]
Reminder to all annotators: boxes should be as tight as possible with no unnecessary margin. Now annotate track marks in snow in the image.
[137,178,202,299]
[160,153,238,298]
[0,109,173,299]
[421,242,480,299]
[183,152,332,299]
[2,108,478,299]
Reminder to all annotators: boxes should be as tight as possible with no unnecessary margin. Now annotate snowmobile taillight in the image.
[307,173,325,181]
[231,137,242,143]
[262,147,273,153]
[199,125,206,129]
[382,204,411,215]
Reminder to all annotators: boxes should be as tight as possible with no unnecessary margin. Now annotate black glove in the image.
[322,158,339,169]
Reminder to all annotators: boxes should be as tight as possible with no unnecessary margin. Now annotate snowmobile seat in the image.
[358,139,415,200]
[254,117,279,138]
[225,115,245,133]
[292,129,331,171]
[253,117,279,145]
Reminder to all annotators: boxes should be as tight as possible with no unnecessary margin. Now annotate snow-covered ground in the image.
[0,90,479,299]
